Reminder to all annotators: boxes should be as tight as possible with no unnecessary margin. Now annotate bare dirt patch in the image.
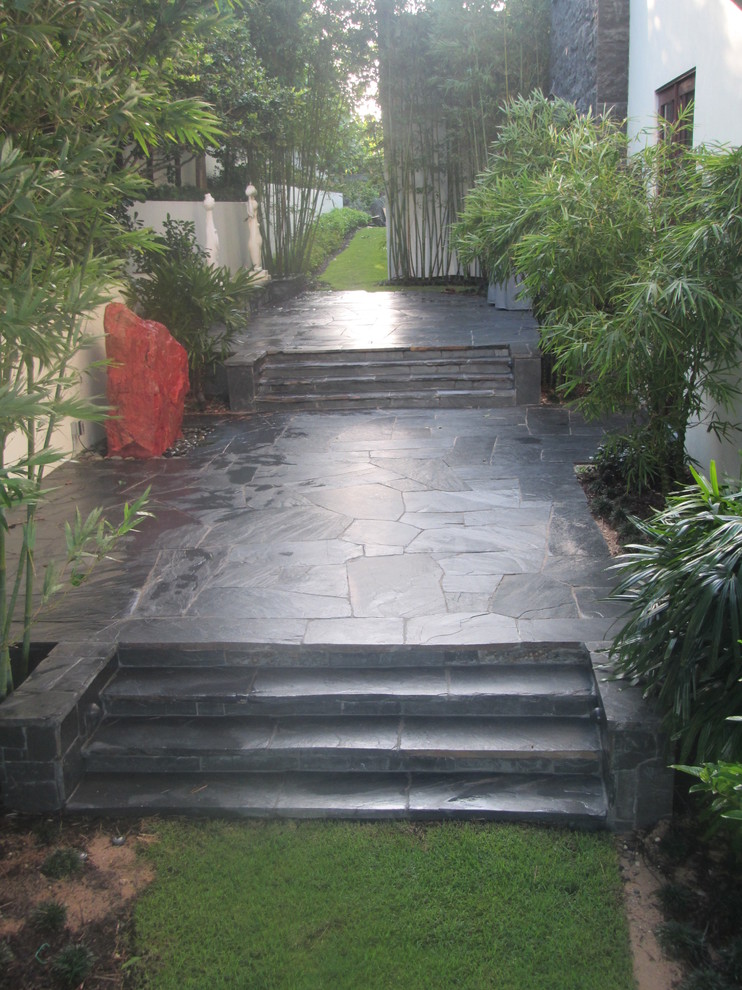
[619,824,684,990]
[0,815,155,989]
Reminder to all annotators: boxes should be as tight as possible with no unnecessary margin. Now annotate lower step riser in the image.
[85,753,601,776]
[67,771,608,826]
[254,394,517,411]
[103,696,597,719]
[259,377,514,396]
[115,644,593,669]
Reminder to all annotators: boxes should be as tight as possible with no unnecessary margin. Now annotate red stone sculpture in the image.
[104,302,189,458]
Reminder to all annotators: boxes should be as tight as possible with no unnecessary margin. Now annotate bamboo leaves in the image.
[454,92,742,491]
[0,0,230,698]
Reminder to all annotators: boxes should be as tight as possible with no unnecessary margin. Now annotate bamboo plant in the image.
[0,0,226,699]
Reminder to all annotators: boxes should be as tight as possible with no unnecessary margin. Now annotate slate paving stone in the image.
[405,612,520,645]
[305,483,404,520]
[6,295,625,654]
[304,618,405,644]
[188,586,352,620]
[369,457,470,491]
[342,519,420,549]
[348,555,446,618]
[408,524,545,556]
[489,575,578,620]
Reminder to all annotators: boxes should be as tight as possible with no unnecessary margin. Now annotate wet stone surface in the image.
[10,403,623,648]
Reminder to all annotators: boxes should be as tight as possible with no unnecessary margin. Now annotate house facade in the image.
[552,0,742,479]
[627,0,742,478]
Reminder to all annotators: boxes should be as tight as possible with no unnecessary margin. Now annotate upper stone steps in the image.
[251,345,517,411]
[102,663,598,719]
[115,642,588,670]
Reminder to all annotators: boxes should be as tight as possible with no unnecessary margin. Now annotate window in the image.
[657,70,696,146]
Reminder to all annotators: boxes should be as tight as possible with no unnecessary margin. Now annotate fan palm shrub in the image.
[610,464,742,761]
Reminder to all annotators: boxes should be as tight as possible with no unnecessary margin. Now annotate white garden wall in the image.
[131,187,343,274]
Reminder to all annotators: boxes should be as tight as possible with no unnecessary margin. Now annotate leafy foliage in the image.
[172,0,379,276]
[454,92,742,490]
[0,0,225,697]
[610,465,742,761]
[675,758,742,826]
[126,218,255,404]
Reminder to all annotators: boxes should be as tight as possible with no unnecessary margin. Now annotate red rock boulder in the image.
[104,303,189,458]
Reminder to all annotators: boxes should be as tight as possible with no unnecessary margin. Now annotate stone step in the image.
[253,389,518,411]
[259,372,514,395]
[83,714,602,775]
[102,664,598,718]
[116,642,593,670]
[263,346,512,366]
[259,359,513,381]
[67,771,607,826]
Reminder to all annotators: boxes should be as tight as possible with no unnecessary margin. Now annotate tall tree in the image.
[377,0,551,280]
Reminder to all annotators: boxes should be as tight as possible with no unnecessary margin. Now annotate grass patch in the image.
[131,820,633,990]
[318,226,388,291]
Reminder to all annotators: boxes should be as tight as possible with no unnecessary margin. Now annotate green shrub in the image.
[454,91,742,493]
[41,848,84,880]
[30,899,68,933]
[126,217,255,405]
[674,755,742,831]
[306,208,371,274]
[610,464,742,761]
[51,944,95,988]
[656,920,710,967]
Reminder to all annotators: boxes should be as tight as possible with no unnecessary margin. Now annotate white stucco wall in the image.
[627,0,742,480]
[627,0,742,149]
[4,304,111,473]
[132,189,343,274]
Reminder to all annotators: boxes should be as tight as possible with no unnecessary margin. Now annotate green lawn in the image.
[130,820,634,990]
[318,226,388,290]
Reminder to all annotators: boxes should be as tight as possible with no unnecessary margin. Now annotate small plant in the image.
[41,848,84,880]
[675,759,742,826]
[611,464,742,761]
[657,882,699,921]
[32,818,62,847]
[51,943,95,989]
[0,939,14,969]
[31,899,68,933]
[126,217,256,407]
[656,920,710,967]
[678,968,734,990]
[719,935,742,983]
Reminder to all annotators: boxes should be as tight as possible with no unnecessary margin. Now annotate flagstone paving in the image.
[6,291,626,650]
[22,403,625,650]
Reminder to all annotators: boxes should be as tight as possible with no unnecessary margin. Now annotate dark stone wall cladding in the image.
[550,0,629,119]
[550,0,599,113]
[596,0,630,119]
[0,643,117,812]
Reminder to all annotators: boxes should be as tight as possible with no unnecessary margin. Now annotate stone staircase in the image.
[68,643,609,826]
[234,345,520,412]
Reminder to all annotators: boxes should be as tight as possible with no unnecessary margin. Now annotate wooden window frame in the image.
[656,70,696,146]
